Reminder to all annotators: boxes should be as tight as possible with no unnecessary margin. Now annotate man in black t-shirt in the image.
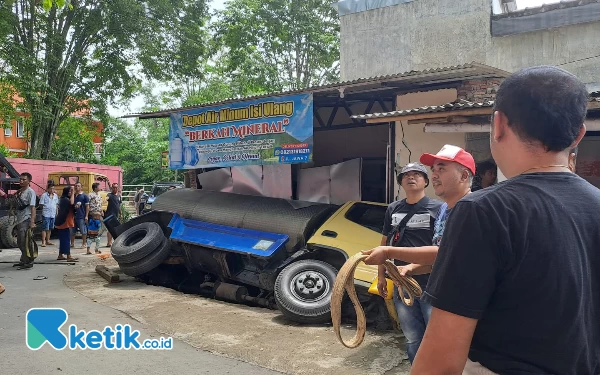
[378,162,443,364]
[412,66,600,375]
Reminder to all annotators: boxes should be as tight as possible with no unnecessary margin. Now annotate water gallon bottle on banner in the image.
[170,121,184,169]
[184,145,199,166]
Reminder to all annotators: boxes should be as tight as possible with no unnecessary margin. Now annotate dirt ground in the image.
[64,257,411,375]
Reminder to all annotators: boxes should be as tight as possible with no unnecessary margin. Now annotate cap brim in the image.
[419,153,456,167]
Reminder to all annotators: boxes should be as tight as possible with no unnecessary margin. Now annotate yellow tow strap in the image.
[331,253,423,348]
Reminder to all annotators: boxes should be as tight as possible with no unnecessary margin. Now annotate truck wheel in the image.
[110,222,164,264]
[0,217,9,249]
[274,259,337,324]
[118,238,172,277]
[0,216,18,249]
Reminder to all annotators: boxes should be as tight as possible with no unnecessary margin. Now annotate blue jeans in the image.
[58,228,71,256]
[394,285,433,363]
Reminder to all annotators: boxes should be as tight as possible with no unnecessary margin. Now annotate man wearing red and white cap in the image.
[363,144,475,267]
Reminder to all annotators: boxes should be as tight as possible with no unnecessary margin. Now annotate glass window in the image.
[59,176,79,185]
[344,203,387,233]
[16,119,24,138]
[4,125,12,137]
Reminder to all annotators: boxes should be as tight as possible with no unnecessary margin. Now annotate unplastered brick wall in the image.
[457,79,502,102]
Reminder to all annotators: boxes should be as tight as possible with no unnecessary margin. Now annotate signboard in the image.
[161,151,169,169]
[168,93,314,169]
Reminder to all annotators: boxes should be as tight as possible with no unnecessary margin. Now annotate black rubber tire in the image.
[0,216,18,249]
[274,259,338,324]
[118,238,172,277]
[111,222,164,264]
[0,216,10,249]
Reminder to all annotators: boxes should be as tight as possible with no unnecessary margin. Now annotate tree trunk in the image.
[28,108,60,159]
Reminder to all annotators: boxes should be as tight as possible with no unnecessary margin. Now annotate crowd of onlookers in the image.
[0,177,123,288]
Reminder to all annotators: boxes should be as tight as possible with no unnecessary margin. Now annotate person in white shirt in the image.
[39,183,59,247]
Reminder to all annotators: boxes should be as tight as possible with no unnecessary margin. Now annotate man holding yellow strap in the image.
[371,162,442,364]
[363,146,476,364]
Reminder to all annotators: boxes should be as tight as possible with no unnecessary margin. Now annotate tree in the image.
[101,118,148,184]
[0,0,210,159]
[213,0,340,96]
[102,116,180,185]
[51,117,98,163]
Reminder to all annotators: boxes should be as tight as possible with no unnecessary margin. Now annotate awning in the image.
[353,95,600,124]
[122,63,509,120]
[352,95,600,132]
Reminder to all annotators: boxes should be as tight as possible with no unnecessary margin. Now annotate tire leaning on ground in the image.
[274,259,338,324]
[0,216,9,248]
[0,216,18,249]
[118,237,172,277]
[110,222,164,264]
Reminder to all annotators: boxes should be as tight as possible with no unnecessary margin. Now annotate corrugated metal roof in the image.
[123,62,509,119]
[352,100,495,120]
[353,94,600,121]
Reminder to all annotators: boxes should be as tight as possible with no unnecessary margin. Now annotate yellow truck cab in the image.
[48,172,111,211]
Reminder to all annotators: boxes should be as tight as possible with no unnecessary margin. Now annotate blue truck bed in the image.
[168,214,289,258]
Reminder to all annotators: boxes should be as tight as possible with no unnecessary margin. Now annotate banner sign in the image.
[169,93,313,169]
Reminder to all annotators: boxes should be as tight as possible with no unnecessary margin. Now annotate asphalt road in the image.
[0,246,280,375]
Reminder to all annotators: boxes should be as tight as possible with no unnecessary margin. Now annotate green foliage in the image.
[0,0,210,159]
[0,144,18,158]
[51,117,98,163]
[213,0,340,95]
[0,83,19,125]
[119,203,132,223]
[101,117,180,185]
[181,77,235,107]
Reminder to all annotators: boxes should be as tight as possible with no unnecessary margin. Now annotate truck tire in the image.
[0,216,18,249]
[111,222,164,264]
[0,216,9,249]
[274,259,337,324]
[118,238,172,277]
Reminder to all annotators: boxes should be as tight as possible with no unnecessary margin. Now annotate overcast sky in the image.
[212,0,227,10]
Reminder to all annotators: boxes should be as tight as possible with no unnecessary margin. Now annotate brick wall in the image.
[456,79,502,102]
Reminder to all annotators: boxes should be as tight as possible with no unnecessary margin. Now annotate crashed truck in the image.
[106,188,393,326]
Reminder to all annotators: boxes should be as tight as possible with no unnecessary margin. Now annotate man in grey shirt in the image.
[14,172,37,269]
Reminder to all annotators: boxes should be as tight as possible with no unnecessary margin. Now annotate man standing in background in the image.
[11,173,37,269]
[471,160,497,191]
[39,183,59,247]
[88,182,103,217]
[105,183,121,247]
[71,182,89,249]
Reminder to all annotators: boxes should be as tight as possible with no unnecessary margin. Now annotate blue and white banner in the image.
[169,93,314,169]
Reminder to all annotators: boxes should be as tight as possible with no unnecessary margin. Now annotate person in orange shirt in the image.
[55,186,78,261]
